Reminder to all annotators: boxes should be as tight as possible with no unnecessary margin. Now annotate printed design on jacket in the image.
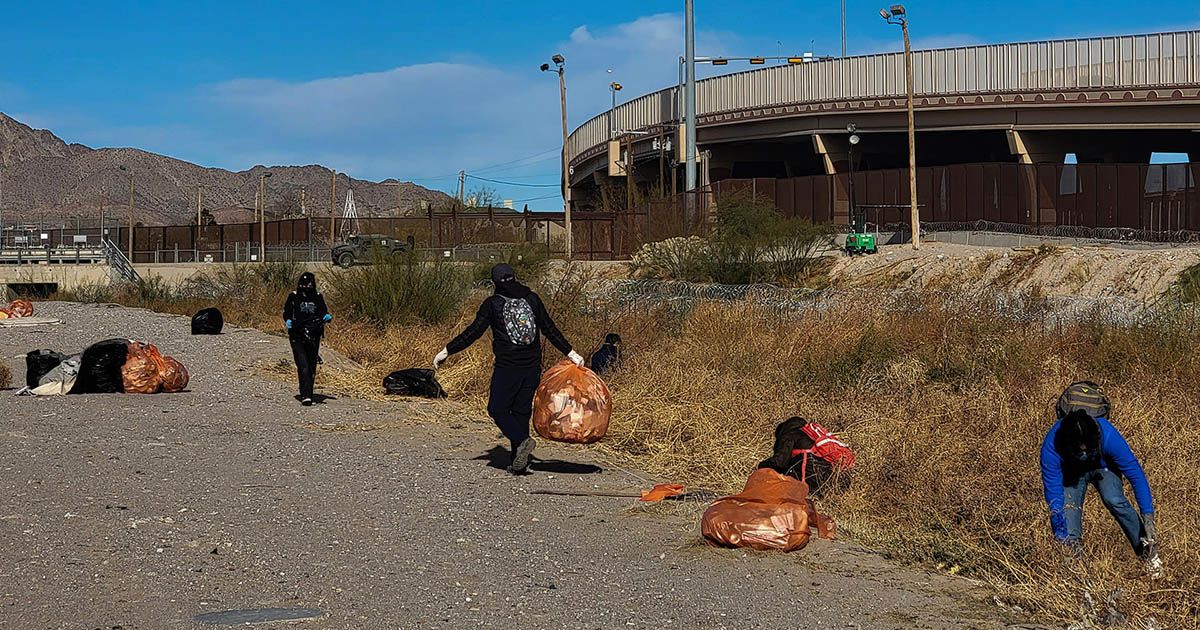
[299,300,318,315]
[501,296,537,346]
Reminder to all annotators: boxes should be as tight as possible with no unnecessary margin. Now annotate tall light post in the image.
[258,171,273,262]
[119,165,135,260]
[842,0,847,57]
[847,123,860,224]
[684,0,698,192]
[540,54,572,259]
[609,80,623,141]
[882,4,919,249]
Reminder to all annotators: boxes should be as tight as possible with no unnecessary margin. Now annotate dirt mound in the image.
[829,242,1200,299]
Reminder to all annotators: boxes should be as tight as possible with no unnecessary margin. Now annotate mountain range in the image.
[0,112,453,226]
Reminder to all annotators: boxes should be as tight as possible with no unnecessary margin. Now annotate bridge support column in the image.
[813,134,852,220]
[1008,130,1069,226]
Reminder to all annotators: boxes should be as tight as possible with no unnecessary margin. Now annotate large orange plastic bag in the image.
[158,355,189,393]
[532,360,612,444]
[121,342,163,394]
[7,299,33,317]
[701,468,832,552]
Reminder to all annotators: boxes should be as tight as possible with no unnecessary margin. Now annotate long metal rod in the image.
[127,172,135,261]
[684,0,698,192]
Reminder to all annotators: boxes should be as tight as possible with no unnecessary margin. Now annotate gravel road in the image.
[1,302,1027,629]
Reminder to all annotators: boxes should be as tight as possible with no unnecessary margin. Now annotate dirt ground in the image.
[828,242,1200,298]
[1,302,1035,629]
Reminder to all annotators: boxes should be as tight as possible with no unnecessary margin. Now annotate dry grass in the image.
[59,268,1200,627]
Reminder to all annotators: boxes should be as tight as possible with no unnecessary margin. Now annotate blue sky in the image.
[2,1,1198,208]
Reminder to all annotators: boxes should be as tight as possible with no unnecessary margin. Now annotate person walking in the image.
[1040,381,1162,579]
[283,272,331,406]
[434,263,583,474]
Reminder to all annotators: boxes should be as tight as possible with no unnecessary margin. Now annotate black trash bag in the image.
[70,338,130,394]
[383,369,447,398]
[191,308,224,335]
[26,349,68,388]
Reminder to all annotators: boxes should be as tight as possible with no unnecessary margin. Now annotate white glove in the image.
[433,347,450,369]
[567,350,585,367]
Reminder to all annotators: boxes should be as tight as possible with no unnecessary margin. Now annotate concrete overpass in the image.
[567,30,1200,211]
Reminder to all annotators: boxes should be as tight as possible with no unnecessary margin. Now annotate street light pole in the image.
[842,0,847,57]
[883,4,919,249]
[541,54,572,260]
[609,81,623,141]
[684,0,698,192]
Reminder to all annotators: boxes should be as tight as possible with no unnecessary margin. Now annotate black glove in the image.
[1141,513,1157,545]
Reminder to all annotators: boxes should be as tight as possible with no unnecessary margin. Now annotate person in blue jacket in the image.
[1040,382,1162,578]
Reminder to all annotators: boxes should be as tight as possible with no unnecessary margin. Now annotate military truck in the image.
[331,234,412,268]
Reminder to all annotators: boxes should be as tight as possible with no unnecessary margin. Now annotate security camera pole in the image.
[541,54,572,260]
[882,4,919,249]
[259,171,272,262]
[684,0,697,193]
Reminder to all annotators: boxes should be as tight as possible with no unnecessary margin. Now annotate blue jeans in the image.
[1063,468,1146,555]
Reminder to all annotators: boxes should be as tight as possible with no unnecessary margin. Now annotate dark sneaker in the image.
[507,437,537,474]
[301,397,313,406]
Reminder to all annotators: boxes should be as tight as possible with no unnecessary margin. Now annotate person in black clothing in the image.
[434,263,583,474]
[589,333,622,376]
[283,272,332,406]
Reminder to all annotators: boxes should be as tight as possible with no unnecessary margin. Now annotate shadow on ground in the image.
[473,446,603,475]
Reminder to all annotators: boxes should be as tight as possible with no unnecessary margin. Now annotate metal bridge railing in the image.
[569,30,1200,165]
[101,238,141,284]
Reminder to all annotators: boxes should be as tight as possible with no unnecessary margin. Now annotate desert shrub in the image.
[325,251,470,326]
[470,243,550,285]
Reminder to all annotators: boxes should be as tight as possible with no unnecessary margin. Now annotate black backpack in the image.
[383,369,447,399]
[1056,381,1110,420]
[191,308,224,335]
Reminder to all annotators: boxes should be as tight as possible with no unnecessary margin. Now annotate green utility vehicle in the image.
[844,212,877,255]
[331,234,411,268]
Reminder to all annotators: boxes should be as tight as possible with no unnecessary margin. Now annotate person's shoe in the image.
[507,437,537,474]
[301,397,313,407]
[1143,552,1164,580]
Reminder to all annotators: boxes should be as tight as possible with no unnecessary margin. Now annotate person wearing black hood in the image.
[434,263,583,474]
[283,272,332,406]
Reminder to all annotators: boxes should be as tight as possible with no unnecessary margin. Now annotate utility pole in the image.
[541,54,572,259]
[625,136,634,212]
[99,188,105,243]
[330,170,337,244]
[457,170,466,207]
[196,186,203,227]
[883,5,919,249]
[0,166,4,248]
[684,0,698,192]
[259,172,272,262]
[120,166,134,261]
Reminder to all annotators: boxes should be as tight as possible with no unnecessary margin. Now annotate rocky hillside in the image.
[0,113,452,226]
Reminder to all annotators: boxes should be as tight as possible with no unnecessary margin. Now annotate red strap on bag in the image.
[790,422,855,470]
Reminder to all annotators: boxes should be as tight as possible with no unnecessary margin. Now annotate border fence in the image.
[2,161,1198,264]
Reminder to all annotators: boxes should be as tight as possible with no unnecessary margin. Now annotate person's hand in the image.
[433,347,449,369]
[567,350,585,367]
[284,319,293,330]
[323,314,333,323]
[1141,513,1157,544]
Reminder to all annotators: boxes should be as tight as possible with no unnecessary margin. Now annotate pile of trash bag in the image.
[22,339,189,395]
[0,299,34,319]
[532,360,611,444]
[700,468,834,552]
[383,369,446,398]
[191,308,224,335]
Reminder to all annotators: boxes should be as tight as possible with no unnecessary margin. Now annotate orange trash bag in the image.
[122,342,164,394]
[7,300,33,317]
[157,355,189,393]
[531,360,612,444]
[701,468,834,552]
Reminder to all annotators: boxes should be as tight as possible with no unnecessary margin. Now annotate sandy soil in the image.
[0,302,1034,629]
[828,242,1200,299]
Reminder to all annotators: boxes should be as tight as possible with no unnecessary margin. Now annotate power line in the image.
[465,174,559,188]
[408,146,561,182]
[510,193,560,203]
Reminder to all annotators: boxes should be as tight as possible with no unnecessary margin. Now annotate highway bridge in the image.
[567,30,1200,222]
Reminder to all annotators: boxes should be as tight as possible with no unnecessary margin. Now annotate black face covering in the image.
[297,272,317,296]
[491,263,531,299]
[1056,409,1102,465]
